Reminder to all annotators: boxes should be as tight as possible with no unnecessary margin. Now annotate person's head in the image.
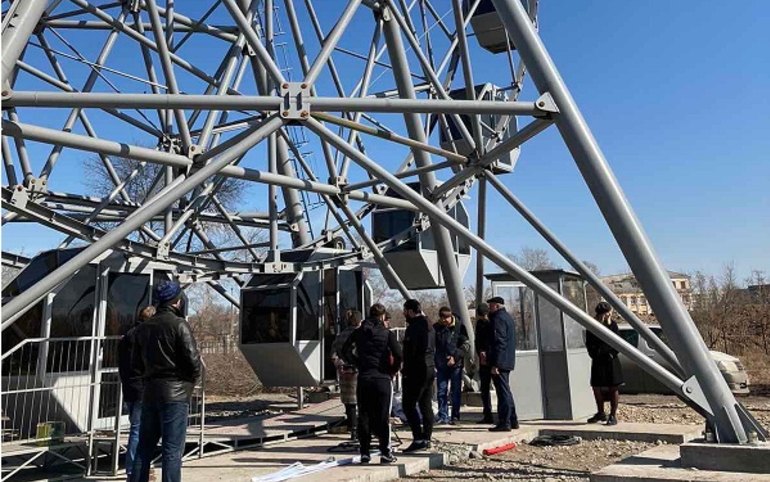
[486,296,505,313]
[595,301,612,322]
[438,306,453,325]
[476,302,489,320]
[153,280,184,310]
[369,303,387,322]
[403,299,421,319]
[346,309,363,328]
[138,305,156,322]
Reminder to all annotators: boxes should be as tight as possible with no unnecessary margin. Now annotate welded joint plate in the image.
[682,375,714,416]
[8,185,29,210]
[534,92,559,117]
[280,82,310,120]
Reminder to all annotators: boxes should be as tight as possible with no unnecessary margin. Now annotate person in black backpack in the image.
[340,304,402,464]
[400,299,436,453]
[434,306,470,425]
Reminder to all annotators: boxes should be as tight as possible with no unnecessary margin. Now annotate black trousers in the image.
[479,365,493,418]
[357,376,392,457]
[402,371,435,442]
[492,369,518,427]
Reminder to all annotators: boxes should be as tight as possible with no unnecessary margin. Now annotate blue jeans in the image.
[125,401,142,477]
[436,365,463,422]
[131,401,188,482]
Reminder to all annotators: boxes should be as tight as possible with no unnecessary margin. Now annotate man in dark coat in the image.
[340,304,402,464]
[434,306,469,424]
[118,305,155,481]
[400,299,436,453]
[131,280,201,482]
[487,296,519,432]
[473,303,494,424]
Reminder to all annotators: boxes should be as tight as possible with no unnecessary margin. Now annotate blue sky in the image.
[2,1,768,284]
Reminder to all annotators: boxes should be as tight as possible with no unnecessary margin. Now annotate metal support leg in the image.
[490,0,746,443]
[381,7,473,353]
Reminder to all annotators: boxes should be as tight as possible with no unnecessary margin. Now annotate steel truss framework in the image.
[0,0,764,447]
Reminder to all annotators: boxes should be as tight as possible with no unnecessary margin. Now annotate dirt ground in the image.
[399,392,770,482]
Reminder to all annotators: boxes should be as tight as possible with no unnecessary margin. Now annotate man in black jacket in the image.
[340,304,402,464]
[131,280,201,482]
[400,299,436,453]
[434,306,469,425]
[487,296,519,432]
[473,303,494,424]
[118,305,155,481]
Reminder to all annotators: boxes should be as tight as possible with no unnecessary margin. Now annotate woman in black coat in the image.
[585,302,623,425]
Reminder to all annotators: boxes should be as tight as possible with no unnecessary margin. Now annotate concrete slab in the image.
[681,440,770,474]
[591,444,770,482]
[160,433,444,482]
[529,421,702,444]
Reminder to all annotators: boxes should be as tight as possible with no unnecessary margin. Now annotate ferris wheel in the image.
[0,0,757,444]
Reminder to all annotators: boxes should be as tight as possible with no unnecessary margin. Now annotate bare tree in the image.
[507,246,557,271]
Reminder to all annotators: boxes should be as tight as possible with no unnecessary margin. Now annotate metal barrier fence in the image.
[1,336,205,481]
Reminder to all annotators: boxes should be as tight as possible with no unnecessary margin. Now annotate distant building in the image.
[601,271,693,316]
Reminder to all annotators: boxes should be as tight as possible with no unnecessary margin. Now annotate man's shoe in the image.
[489,425,512,432]
[477,416,494,424]
[606,415,618,426]
[435,419,450,426]
[360,454,371,464]
[403,440,429,453]
[587,412,607,424]
[511,420,520,430]
[380,453,397,464]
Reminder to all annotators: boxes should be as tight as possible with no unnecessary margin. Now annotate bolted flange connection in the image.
[280,82,311,120]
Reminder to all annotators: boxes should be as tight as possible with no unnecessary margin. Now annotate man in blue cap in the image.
[131,280,201,482]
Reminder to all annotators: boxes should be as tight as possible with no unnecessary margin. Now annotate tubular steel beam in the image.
[490,0,746,442]
[1,0,48,85]
[4,91,542,115]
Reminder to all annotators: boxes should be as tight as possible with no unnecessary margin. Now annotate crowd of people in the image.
[118,279,624,475]
[329,295,527,464]
[330,297,623,464]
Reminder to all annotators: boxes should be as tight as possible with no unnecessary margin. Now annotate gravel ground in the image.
[400,393,770,482]
[403,439,658,482]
